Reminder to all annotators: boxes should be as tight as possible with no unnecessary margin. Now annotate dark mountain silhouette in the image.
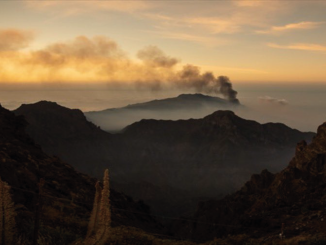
[85,93,240,131]
[0,104,160,243]
[15,101,115,175]
[117,93,238,110]
[14,101,314,218]
[117,110,314,193]
[173,122,326,243]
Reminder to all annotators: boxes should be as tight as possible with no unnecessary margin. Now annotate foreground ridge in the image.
[174,122,326,243]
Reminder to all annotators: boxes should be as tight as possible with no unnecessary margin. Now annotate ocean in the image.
[1,82,325,132]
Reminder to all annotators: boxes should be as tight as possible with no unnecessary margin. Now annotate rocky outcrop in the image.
[174,122,326,242]
[0,105,160,243]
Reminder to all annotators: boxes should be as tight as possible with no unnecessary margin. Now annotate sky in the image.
[0,0,326,90]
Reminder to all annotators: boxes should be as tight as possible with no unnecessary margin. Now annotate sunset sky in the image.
[1,0,326,87]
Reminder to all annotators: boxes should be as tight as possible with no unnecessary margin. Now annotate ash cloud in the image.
[176,65,238,101]
[137,46,179,68]
[258,96,288,105]
[0,32,238,101]
[135,79,162,91]
[27,36,125,68]
[0,29,34,51]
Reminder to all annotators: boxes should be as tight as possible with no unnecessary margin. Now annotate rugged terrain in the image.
[173,121,326,243]
[0,104,160,243]
[3,101,326,244]
[14,101,114,175]
[14,100,314,217]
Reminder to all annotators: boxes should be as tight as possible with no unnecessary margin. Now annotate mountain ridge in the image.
[13,101,315,217]
[88,93,239,113]
[85,93,240,131]
[172,121,326,242]
[0,104,160,243]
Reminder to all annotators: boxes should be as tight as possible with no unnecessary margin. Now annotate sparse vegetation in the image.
[0,177,16,245]
[83,169,111,245]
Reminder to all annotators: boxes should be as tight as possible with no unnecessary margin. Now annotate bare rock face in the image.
[290,123,326,172]
[0,105,160,243]
[173,122,326,242]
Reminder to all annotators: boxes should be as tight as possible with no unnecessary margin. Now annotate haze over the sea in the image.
[1,0,325,132]
[1,82,325,132]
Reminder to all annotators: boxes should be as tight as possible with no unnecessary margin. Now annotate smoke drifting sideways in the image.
[176,65,238,102]
[0,29,34,51]
[136,46,238,102]
[0,29,238,102]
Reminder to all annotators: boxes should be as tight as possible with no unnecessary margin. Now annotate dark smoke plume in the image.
[218,76,238,101]
[176,65,238,102]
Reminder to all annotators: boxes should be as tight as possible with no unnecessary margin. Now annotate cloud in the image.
[201,65,268,75]
[0,29,34,51]
[25,1,150,15]
[234,0,264,7]
[258,96,288,105]
[26,0,292,49]
[257,21,324,34]
[137,46,179,68]
[267,43,326,52]
[145,14,238,37]
[187,17,241,34]
[44,36,123,59]
[0,34,238,100]
[0,35,132,83]
[141,1,285,42]
[147,14,262,36]
[146,30,228,47]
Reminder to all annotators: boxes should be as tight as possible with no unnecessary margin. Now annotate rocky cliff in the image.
[174,122,326,242]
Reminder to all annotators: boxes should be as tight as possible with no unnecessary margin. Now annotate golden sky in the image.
[0,0,325,87]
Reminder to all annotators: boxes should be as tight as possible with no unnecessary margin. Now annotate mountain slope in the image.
[0,104,160,243]
[14,101,314,217]
[15,101,115,175]
[85,93,240,131]
[174,122,326,242]
[117,110,314,194]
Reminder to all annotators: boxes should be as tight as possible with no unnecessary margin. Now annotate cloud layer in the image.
[257,21,324,34]
[268,43,326,52]
[0,29,34,51]
[0,29,238,99]
[258,96,288,105]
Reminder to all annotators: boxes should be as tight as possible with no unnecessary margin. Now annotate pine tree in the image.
[0,177,16,245]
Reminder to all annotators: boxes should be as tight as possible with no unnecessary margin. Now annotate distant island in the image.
[85,93,240,132]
